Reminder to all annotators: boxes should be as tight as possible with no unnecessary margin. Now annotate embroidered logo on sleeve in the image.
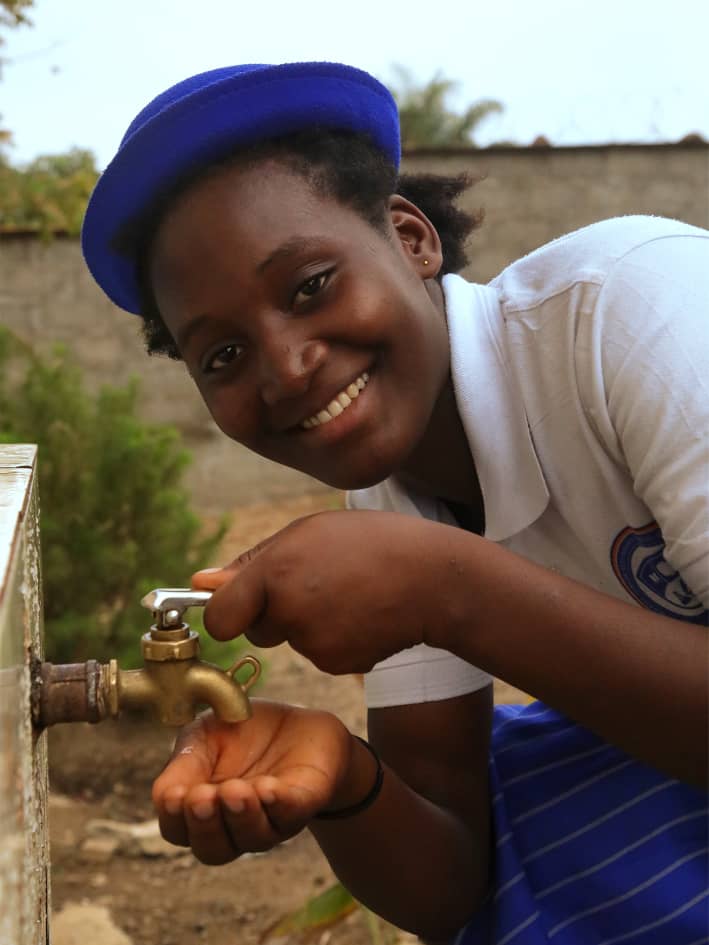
[611,523,708,624]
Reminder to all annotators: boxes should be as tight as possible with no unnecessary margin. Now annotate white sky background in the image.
[2,0,708,170]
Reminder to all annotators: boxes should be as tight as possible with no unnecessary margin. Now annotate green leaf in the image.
[388,63,504,149]
[361,907,401,945]
[260,881,358,942]
[0,147,99,236]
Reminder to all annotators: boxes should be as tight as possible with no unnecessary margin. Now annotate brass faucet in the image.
[33,589,260,728]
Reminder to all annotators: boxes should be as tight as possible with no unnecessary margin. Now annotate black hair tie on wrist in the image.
[316,736,384,820]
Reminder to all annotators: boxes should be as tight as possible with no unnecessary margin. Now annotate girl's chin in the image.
[308,452,405,492]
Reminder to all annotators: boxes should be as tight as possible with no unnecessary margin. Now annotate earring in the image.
[423,259,430,266]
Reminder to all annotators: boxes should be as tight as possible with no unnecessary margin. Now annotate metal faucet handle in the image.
[141,588,213,627]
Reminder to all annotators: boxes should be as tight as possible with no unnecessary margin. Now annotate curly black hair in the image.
[117,129,483,359]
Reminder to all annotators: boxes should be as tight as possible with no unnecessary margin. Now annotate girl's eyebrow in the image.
[257,236,324,273]
[177,313,213,352]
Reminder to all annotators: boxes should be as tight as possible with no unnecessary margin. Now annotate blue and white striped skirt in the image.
[455,703,708,945]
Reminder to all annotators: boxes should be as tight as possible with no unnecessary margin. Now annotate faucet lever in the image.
[141,587,213,628]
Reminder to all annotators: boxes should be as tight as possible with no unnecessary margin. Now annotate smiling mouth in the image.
[301,372,370,429]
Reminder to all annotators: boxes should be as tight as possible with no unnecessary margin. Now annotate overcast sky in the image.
[2,0,708,170]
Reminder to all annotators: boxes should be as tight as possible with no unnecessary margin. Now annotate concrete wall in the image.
[1,143,707,512]
[403,142,709,283]
[0,445,50,945]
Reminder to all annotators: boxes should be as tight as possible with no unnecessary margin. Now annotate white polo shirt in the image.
[349,215,709,708]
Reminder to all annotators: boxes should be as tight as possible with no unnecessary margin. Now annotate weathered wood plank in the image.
[0,444,37,469]
[0,444,49,945]
[0,468,33,617]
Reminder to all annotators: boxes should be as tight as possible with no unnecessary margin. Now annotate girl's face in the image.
[149,159,451,491]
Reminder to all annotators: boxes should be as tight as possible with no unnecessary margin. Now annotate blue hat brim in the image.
[81,61,400,315]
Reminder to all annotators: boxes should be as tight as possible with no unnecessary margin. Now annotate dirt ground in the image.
[47,492,527,945]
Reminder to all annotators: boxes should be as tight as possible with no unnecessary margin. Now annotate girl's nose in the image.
[258,333,327,406]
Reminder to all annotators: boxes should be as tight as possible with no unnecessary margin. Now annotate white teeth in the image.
[303,372,370,429]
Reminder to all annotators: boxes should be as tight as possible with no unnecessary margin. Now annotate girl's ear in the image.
[389,194,443,279]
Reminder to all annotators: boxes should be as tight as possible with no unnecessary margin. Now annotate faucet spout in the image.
[184,661,255,723]
[117,656,260,727]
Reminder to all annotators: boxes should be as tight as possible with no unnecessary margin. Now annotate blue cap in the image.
[81,61,400,315]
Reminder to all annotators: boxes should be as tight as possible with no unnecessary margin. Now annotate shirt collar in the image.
[443,273,549,541]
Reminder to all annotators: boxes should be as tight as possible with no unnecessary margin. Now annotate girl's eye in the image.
[293,271,331,306]
[203,343,244,374]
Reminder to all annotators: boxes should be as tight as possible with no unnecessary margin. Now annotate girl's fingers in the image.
[152,720,214,807]
[191,567,232,591]
[202,561,269,643]
[156,785,190,847]
[219,776,320,845]
[152,726,214,848]
[218,777,310,851]
[255,776,324,830]
[192,529,284,590]
[218,779,280,852]
[184,784,239,865]
[157,780,297,860]
[191,533,275,594]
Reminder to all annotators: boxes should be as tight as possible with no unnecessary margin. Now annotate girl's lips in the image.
[301,372,370,430]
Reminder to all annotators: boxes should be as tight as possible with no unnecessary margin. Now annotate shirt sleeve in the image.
[346,484,493,707]
[592,232,709,608]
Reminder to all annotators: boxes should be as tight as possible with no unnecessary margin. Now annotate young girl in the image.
[81,62,708,944]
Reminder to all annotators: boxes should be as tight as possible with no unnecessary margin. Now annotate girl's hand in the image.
[194,510,453,674]
[152,700,355,864]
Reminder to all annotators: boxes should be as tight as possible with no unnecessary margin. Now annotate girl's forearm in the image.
[310,736,489,940]
[429,528,708,787]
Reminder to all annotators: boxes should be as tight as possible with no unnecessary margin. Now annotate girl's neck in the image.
[396,377,483,512]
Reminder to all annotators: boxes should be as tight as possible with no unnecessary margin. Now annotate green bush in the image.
[0,148,99,238]
[0,326,239,669]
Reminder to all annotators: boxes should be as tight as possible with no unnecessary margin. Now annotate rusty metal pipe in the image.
[32,659,109,727]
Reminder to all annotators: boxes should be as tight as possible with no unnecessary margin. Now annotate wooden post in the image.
[0,445,50,945]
